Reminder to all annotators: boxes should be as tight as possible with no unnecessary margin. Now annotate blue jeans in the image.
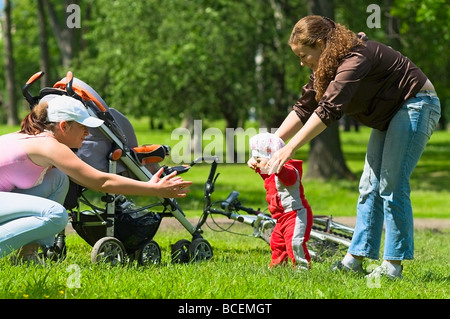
[348,91,441,261]
[0,168,69,257]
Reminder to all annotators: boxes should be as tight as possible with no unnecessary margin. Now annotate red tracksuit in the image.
[256,159,312,268]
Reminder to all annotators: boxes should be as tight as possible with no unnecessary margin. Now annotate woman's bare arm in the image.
[28,138,192,198]
[274,110,304,141]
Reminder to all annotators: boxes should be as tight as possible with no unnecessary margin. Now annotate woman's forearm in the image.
[275,110,304,141]
[286,112,327,151]
[98,170,191,198]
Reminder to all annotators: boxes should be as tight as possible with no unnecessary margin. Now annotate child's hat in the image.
[249,133,285,159]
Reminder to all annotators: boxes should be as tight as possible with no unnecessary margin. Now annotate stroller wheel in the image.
[189,238,213,262]
[136,240,161,266]
[42,232,67,262]
[91,237,126,265]
[43,244,66,262]
[171,239,191,264]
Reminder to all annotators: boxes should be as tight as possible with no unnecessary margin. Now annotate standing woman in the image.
[0,95,192,262]
[266,16,441,279]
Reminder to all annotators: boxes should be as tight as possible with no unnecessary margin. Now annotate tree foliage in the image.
[0,0,448,182]
[390,0,450,127]
[74,0,266,130]
[2,0,448,129]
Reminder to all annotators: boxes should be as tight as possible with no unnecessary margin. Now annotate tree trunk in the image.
[383,0,401,50]
[306,122,356,180]
[305,0,355,180]
[42,0,76,69]
[3,0,19,125]
[268,0,291,129]
[37,0,51,87]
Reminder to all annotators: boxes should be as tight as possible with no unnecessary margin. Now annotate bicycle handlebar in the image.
[221,191,240,210]
[234,202,259,215]
[219,191,261,216]
[188,157,220,199]
[194,159,270,232]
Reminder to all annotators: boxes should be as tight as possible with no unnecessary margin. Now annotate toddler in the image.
[248,133,313,269]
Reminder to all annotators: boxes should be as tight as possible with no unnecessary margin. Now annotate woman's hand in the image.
[150,168,193,198]
[266,113,327,174]
[266,145,295,175]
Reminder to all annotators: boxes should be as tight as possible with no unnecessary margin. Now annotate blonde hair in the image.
[289,15,363,101]
[19,101,57,135]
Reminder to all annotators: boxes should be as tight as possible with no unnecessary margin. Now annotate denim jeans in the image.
[348,91,441,261]
[0,168,69,257]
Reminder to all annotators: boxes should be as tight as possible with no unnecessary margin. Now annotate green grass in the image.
[0,121,449,300]
[0,228,448,299]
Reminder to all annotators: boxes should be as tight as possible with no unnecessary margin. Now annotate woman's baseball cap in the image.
[47,95,104,128]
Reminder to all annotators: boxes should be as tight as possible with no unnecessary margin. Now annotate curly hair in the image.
[289,15,364,102]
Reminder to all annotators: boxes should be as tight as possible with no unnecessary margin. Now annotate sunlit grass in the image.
[0,227,448,299]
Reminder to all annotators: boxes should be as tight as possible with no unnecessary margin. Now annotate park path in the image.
[65,216,450,235]
[142,216,450,231]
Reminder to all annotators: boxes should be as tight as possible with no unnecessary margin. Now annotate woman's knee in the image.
[45,202,69,230]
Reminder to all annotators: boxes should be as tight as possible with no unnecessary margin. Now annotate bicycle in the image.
[170,157,355,262]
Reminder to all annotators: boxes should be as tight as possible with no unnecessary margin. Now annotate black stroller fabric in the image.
[71,211,107,247]
[115,210,162,252]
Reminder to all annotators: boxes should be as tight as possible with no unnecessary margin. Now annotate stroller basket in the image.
[115,213,161,252]
[71,198,163,253]
[71,210,107,247]
[114,199,162,252]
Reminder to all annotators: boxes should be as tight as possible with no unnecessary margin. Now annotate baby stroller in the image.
[22,71,213,265]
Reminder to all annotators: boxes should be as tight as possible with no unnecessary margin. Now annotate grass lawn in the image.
[0,120,448,302]
[0,227,448,301]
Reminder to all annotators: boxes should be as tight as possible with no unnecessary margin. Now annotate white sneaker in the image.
[331,254,364,274]
[366,262,403,280]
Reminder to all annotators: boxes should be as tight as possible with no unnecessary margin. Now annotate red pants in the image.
[269,208,312,268]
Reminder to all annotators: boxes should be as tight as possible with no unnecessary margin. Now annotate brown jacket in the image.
[293,38,428,131]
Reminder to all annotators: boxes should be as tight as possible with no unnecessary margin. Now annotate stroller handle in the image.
[25,71,45,85]
[22,71,45,108]
[53,71,108,113]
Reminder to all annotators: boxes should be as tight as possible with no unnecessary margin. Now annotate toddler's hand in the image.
[247,157,258,170]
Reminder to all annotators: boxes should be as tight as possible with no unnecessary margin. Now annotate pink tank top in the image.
[0,132,52,191]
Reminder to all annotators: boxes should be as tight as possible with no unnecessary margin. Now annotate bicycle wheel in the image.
[307,227,352,262]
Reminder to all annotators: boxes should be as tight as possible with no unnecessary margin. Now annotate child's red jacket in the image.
[257,159,311,219]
